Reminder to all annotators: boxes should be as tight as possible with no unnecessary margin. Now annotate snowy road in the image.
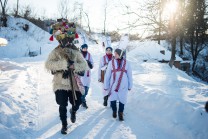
[32,45,139,139]
[1,43,208,139]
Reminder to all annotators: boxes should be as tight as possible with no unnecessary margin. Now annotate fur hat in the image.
[115,48,125,59]
[49,18,79,46]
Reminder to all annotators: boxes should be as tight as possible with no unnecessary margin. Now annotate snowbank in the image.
[128,41,182,61]
[0,16,57,58]
[0,38,8,46]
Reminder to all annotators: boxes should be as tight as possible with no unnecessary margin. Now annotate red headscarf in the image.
[106,53,112,61]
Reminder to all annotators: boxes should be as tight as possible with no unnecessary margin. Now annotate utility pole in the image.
[15,0,19,17]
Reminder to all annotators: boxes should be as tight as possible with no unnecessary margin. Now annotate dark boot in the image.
[61,124,67,134]
[103,95,108,106]
[82,102,88,109]
[112,111,117,118]
[118,112,124,121]
[70,109,76,123]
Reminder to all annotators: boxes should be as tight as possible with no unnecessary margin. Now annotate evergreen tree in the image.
[184,0,208,72]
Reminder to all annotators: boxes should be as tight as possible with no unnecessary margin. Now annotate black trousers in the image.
[55,89,82,125]
[111,101,125,113]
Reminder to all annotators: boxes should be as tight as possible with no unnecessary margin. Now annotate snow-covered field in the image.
[0,17,56,58]
[0,17,208,139]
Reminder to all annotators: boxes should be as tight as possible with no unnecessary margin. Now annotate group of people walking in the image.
[45,19,133,134]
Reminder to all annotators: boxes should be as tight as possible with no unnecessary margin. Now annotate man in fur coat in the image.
[45,20,88,134]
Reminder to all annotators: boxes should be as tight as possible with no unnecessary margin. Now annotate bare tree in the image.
[168,12,177,68]
[116,0,168,42]
[58,0,70,19]
[178,0,185,56]
[83,11,91,33]
[144,0,168,44]
[18,4,37,19]
[158,0,165,44]
[23,5,32,19]
[15,0,19,17]
[0,0,8,16]
[72,2,92,34]
[103,0,107,35]
[184,0,208,72]
[72,1,83,26]
[0,0,8,27]
[79,3,83,27]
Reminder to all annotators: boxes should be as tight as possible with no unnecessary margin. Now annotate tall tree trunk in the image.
[2,8,5,16]
[2,16,7,27]
[103,0,107,35]
[179,0,185,56]
[169,36,176,68]
[192,58,196,71]
[190,30,195,71]
[179,34,183,56]
[15,0,19,17]
[158,0,162,45]
[192,27,200,71]
[0,0,8,17]
[169,12,176,68]
[83,12,91,33]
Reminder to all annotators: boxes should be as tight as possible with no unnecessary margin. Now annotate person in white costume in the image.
[80,44,94,108]
[98,36,113,106]
[104,45,133,121]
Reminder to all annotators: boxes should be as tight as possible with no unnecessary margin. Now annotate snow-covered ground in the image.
[0,16,57,58]
[0,17,208,139]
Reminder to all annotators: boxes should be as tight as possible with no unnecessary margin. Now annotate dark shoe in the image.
[61,125,67,134]
[103,95,108,106]
[118,112,124,121]
[82,102,88,109]
[112,111,117,118]
[70,109,76,123]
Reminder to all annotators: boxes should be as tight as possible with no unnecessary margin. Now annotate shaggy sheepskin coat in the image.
[45,46,88,93]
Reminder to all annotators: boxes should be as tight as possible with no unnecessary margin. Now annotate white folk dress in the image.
[104,59,133,104]
[98,55,112,96]
[80,52,93,87]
